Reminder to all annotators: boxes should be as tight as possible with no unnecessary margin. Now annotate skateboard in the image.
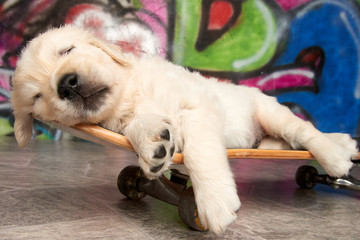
[52,122,360,231]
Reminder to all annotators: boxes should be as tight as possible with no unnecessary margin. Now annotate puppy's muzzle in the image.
[57,73,80,100]
[57,73,110,111]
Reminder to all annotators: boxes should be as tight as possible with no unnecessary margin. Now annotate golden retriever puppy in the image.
[11,26,358,234]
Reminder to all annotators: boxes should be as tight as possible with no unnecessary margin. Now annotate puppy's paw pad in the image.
[150,162,165,173]
[160,129,170,141]
[170,145,175,156]
[140,126,176,178]
[153,145,167,159]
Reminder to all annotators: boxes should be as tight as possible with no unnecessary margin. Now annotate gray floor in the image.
[0,136,359,240]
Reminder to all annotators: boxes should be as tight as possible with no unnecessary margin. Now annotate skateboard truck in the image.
[296,160,360,191]
[117,165,206,231]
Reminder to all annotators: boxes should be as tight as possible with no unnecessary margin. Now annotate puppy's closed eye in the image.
[59,46,75,55]
[33,93,42,101]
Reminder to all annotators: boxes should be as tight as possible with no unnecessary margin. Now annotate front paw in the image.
[136,127,176,179]
[143,128,176,178]
[125,115,177,179]
[195,185,241,234]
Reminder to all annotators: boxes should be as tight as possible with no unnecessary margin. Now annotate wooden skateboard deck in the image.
[51,123,360,163]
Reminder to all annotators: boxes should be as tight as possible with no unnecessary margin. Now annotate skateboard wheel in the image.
[178,187,207,232]
[117,165,147,200]
[296,165,318,189]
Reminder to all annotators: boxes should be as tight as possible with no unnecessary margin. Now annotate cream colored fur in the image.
[11,26,358,234]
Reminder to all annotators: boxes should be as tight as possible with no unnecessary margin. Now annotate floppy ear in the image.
[89,38,129,66]
[14,112,34,148]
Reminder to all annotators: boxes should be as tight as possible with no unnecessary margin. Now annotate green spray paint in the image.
[172,0,277,72]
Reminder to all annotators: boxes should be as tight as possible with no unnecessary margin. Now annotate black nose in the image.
[57,73,80,99]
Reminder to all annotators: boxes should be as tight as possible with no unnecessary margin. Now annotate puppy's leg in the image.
[124,114,176,179]
[181,107,240,234]
[124,111,240,234]
[255,94,358,177]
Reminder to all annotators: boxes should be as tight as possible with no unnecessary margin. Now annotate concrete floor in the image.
[0,136,359,239]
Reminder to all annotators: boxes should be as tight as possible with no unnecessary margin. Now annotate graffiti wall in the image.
[1,0,360,141]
